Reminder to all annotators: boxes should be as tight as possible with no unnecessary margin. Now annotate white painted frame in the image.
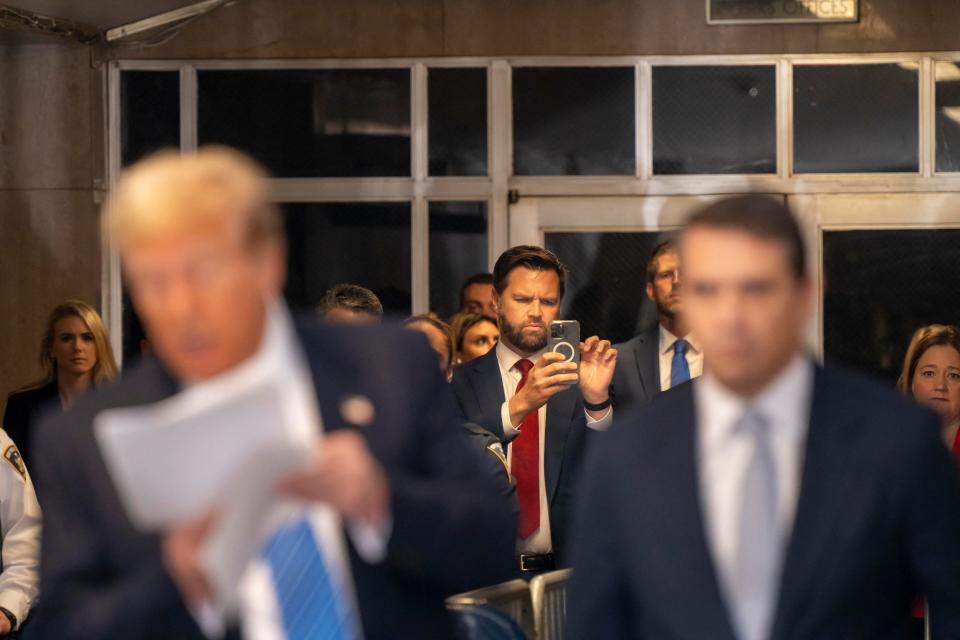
[103,52,960,363]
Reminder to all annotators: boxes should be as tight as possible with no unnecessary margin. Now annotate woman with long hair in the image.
[2,300,118,465]
[897,323,960,636]
[898,323,960,456]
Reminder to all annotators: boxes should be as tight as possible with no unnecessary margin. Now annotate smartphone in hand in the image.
[548,320,580,385]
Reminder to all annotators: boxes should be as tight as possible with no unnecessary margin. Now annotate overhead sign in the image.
[707,0,858,24]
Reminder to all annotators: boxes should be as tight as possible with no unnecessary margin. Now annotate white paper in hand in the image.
[94,381,299,530]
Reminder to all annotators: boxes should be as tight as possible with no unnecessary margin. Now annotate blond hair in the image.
[104,146,282,250]
[897,324,960,395]
[20,300,118,391]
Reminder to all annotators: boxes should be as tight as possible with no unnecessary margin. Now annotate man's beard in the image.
[499,310,547,354]
[654,288,679,320]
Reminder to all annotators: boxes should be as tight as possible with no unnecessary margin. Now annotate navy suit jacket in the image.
[450,348,590,563]
[27,320,516,640]
[568,365,960,640]
[610,326,660,413]
[2,381,59,468]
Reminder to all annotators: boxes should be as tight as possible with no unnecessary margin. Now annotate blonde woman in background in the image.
[2,300,118,465]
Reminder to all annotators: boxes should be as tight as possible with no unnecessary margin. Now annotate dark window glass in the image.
[429,201,488,318]
[121,71,179,166]
[513,67,635,176]
[653,65,776,174]
[936,61,960,172]
[544,232,671,343]
[823,229,960,383]
[283,203,411,317]
[794,64,918,173]
[429,68,487,176]
[121,289,148,366]
[198,70,411,177]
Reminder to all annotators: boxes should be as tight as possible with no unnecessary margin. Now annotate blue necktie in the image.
[261,516,358,640]
[731,409,781,640]
[670,339,691,388]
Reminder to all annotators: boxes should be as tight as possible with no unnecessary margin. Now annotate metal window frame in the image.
[105,52,960,363]
[930,54,960,176]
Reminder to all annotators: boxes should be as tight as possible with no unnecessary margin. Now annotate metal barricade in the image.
[447,579,536,639]
[529,569,572,640]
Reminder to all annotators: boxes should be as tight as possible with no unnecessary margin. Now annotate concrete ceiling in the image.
[0,0,208,44]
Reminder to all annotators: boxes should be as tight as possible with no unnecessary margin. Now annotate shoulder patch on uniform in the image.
[486,442,510,480]
[3,445,25,480]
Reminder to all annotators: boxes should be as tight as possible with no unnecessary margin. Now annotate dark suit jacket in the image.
[27,321,517,640]
[2,382,59,467]
[610,326,660,413]
[567,365,960,639]
[450,348,590,564]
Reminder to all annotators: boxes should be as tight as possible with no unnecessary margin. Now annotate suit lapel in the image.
[667,385,740,640]
[544,385,578,505]
[635,327,660,399]
[770,368,861,637]
[293,322,357,434]
[469,349,509,440]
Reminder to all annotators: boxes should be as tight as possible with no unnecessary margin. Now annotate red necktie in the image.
[512,358,540,538]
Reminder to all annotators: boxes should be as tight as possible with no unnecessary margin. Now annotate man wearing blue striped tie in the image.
[29,148,517,640]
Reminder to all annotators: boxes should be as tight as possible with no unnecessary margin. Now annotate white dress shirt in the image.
[658,325,704,392]
[495,341,612,554]
[0,429,40,629]
[694,353,814,609]
[186,301,384,639]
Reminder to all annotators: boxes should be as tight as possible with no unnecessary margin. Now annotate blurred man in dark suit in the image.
[28,147,515,640]
[451,246,616,575]
[611,240,702,412]
[568,195,960,639]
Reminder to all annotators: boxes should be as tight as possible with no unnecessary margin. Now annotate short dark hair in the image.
[683,195,806,280]
[646,240,677,285]
[316,283,383,318]
[459,273,495,308]
[492,245,567,299]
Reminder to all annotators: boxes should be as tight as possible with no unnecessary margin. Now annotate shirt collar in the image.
[696,352,814,448]
[659,324,702,356]
[496,339,547,374]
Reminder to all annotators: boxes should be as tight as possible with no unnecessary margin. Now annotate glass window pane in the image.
[544,232,671,343]
[121,71,179,167]
[199,70,411,177]
[283,203,411,317]
[429,68,487,176]
[794,64,918,173]
[936,61,960,173]
[513,67,635,176]
[824,229,960,382]
[653,65,776,174]
[429,201,488,318]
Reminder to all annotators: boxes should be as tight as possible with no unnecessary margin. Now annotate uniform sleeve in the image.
[0,432,41,627]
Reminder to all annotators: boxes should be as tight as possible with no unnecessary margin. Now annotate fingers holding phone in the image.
[508,351,578,426]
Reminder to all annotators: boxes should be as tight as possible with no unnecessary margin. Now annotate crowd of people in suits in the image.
[2,146,960,638]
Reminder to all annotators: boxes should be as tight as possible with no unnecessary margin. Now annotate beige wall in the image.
[108,0,960,60]
[0,43,103,416]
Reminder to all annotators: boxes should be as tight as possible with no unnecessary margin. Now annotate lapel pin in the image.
[340,394,376,427]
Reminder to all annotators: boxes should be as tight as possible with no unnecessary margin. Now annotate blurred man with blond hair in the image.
[29,147,515,640]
